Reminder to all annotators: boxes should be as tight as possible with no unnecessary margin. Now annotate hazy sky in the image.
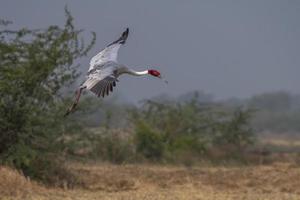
[1,0,300,102]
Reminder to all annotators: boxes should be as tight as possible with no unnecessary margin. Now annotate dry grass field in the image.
[1,161,300,200]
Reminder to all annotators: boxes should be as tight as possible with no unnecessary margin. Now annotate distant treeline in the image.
[223,91,300,134]
[81,90,300,134]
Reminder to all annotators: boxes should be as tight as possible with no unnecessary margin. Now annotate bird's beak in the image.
[158,75,168,84]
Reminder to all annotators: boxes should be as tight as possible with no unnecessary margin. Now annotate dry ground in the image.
[1,162,300,200]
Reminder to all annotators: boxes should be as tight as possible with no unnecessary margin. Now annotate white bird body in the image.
[65,28,163,116]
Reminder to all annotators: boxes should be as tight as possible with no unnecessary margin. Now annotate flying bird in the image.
[65,28,166,116]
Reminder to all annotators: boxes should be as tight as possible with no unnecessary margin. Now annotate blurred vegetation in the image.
[68,95,256,166]
[128,98,255,163]
[247,91,300,133]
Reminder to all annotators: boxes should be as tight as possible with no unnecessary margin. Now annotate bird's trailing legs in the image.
[64,86,86,117]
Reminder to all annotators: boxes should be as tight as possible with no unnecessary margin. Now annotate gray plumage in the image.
[83,62,119,97]
[82,28,130,98]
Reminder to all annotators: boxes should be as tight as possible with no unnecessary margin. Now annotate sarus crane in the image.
[65,28,166,116]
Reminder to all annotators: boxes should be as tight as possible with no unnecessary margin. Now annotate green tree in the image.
[0,8,95,184]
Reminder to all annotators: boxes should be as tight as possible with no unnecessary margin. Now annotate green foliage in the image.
[134,121,164,160]
[129,97,255,162]
[0,7,95,184]
[213,108,255,149]
[50,95,256,165]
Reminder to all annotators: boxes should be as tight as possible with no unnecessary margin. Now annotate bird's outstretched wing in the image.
[89,76,117,97]
[82,67,118,98]
[64,70,118,116]
[88,28,129,73]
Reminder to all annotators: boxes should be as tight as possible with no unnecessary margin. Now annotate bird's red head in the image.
[148,69,161,77]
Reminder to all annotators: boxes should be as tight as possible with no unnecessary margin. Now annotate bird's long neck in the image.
[126,69,148,76]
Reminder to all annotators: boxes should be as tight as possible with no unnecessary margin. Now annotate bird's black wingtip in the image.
[119,28,129,44]
[107,28,130,47]
[123,28,129,37]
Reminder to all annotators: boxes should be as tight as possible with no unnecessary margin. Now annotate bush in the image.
[0,7,95,185]
[212,108,255,153]
[134,121,165,161]
[129,97,256,162]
